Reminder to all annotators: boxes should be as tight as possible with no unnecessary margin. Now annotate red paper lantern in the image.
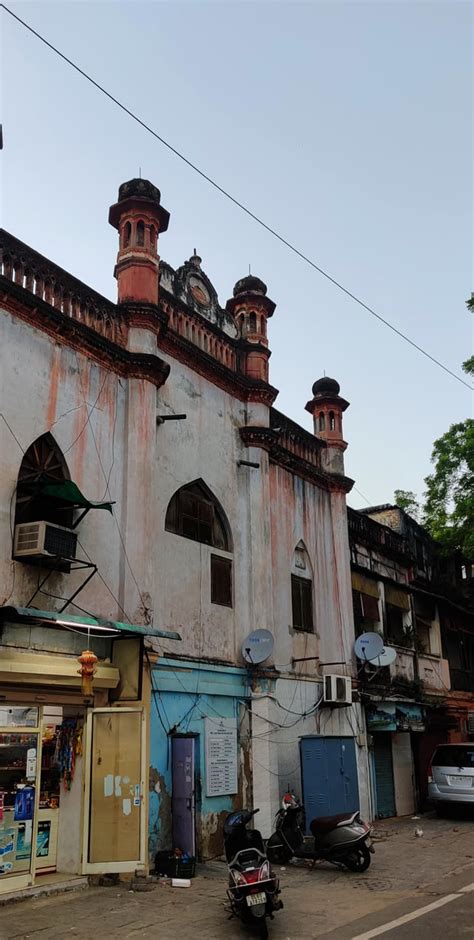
[77,649,98,697]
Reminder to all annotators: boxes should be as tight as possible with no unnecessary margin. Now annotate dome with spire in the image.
[233,275,268,297]
[311,377,341,398]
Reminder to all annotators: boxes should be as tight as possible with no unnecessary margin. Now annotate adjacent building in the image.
[349,503,474,817]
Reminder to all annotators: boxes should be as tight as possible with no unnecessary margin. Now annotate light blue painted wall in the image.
[149,660,249,861]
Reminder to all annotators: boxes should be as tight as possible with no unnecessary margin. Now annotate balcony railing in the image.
[0,229,126,347]
[417,655,450,694]
[348,507,412,560]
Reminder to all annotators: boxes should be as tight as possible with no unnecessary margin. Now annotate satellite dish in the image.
[354,632,384,662]
[242,629,274,665]
[372,645,397,667]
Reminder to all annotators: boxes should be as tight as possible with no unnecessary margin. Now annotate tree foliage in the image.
[393,489,420,520]
[423,419,474,558]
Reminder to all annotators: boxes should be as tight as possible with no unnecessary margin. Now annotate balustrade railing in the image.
[1,230,126,347]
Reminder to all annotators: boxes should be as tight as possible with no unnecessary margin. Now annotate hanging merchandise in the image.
[54,719,83,791]
[77,649,98,697]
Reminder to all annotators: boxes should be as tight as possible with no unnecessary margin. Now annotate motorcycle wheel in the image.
[266,835,292,865]
[344,845,371,872]
[258,920,269,940]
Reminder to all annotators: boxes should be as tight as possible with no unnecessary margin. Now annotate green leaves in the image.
[394,489,420,521]
[423,418,474,558]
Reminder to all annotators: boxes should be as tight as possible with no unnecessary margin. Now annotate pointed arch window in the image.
[14,434,73,528]
[165,481,233,607]
[165,480,232,551]
[248,312,257,333]
[136,220,145,246]
[291,542,314,633]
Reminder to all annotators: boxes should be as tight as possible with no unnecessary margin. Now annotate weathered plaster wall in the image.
[149,660,249,861]
[251,679,371,836]
[0,308,150,625]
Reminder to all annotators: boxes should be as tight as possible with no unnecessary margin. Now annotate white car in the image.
[428,744,474,812]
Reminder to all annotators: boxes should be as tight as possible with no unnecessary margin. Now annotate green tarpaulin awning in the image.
[0,606,181,641]
[41,481,114,513]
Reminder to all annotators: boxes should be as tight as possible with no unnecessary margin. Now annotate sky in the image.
[1,0,472,510]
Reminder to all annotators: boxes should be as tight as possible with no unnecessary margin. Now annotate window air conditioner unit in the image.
[14,521,77,562]
[323,674,352,706]
[468,712,474,734]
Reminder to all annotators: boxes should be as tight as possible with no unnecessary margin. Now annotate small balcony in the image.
[390,647,416,684]
[450,668,474,693]
[348,509,412,565]
[417,654,450,695]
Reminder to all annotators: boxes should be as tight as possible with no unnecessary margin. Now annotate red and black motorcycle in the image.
[224,808,283,939]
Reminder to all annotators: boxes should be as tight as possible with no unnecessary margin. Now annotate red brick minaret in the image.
[109,178,170,305]
[226,275,276,382]
[306,377,349,475]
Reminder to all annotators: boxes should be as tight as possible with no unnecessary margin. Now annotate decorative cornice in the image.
[119,300,168,337]
[240,425,354,493]
[1,279,170,388]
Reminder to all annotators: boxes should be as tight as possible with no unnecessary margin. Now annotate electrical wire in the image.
[252,755,302,780]
[62,368,109,457]
[2,3,472,392]
[0,413,25,453]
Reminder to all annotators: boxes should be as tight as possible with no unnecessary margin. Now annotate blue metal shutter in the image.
[300,736,360,825]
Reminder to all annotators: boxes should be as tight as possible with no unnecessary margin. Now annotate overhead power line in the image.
[2,3,472,392]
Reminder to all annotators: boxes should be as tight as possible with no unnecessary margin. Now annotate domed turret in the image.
[109,177,170,305]
[305,377,350,476]
[226,273,276,383]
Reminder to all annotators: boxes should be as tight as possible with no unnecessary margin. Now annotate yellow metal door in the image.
[83,708,145,873]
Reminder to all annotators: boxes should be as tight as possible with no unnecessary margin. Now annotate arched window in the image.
[123,221,131,247]
[248,312,257,333]
[165,480,232,551]
[136,220,145,246]
[166,480,233,607]
[329,411,336,431]
[14,434,73,528]
[291,542,314,633]
[318,412,325,431]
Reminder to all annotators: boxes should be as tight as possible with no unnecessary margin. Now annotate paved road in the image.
[1,813,474,939]
[325,871,474,939]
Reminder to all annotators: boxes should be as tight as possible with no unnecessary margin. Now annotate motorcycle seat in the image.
[310,812,357,835]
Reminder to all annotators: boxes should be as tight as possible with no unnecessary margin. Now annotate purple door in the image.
[172,737,195,856]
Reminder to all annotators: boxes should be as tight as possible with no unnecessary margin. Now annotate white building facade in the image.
[0,178,370,883]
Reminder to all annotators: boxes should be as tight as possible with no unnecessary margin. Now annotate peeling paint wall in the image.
[148,661,249,862]
[0,311,137,621]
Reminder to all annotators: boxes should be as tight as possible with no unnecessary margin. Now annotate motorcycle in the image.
[224,808,283,939]
[266,792,374,872]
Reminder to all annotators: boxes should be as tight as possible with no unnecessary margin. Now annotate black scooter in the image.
[266,792,374,872]
[224,808,283,939]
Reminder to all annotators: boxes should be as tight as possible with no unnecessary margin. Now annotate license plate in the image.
[448,775,472,787]
[246,892,266,907]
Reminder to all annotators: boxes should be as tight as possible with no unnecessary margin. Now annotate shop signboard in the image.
[367,702,424,732]
[367,703,396,731]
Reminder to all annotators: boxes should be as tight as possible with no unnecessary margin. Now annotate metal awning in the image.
[0,606,181,641]
[40,480,114,513]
